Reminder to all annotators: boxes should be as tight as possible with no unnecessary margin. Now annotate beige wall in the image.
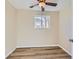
[5,0,17,57]
[59,0,73,55]
[16,10,59,47]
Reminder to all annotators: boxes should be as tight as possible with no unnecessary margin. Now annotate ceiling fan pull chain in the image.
[41,8,44,16]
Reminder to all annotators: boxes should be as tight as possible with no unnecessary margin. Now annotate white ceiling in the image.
[7,0,64,11]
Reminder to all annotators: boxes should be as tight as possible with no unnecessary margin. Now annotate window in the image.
[34,16,50,29]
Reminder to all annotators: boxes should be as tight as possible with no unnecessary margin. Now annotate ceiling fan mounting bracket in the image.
[38,0,46,3]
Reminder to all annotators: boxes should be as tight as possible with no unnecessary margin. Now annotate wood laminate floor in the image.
[7,46,71,59]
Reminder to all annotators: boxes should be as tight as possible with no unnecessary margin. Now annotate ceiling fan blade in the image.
[41,6,45,12]
[29,4,39,8]
[46,2,57,6]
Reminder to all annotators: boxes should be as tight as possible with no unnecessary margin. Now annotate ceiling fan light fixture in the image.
[39,2,45,7]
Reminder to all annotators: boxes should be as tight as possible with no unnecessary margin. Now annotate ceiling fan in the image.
[29,0,57,12]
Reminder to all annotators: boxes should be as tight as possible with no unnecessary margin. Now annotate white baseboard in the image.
[6,48,16,58]
[58,44,72,56]
[16,44,59,48]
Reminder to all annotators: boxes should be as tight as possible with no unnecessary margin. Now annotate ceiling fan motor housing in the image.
[38,0,45,7]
